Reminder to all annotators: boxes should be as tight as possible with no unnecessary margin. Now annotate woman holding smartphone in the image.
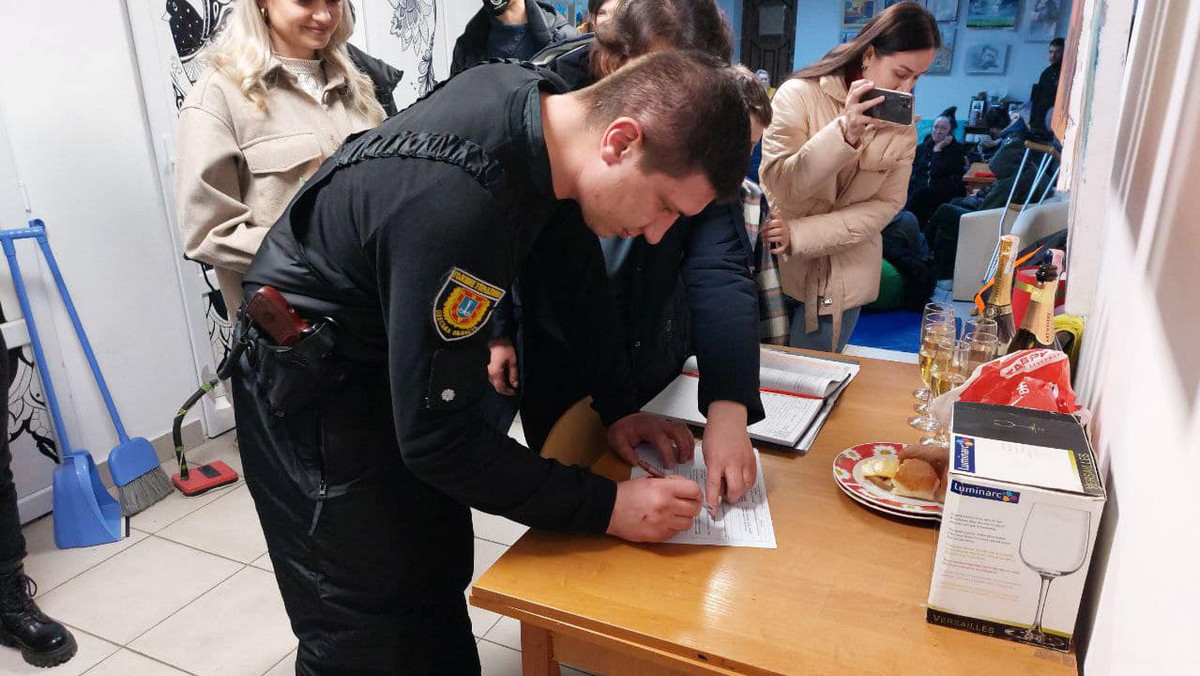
[175,0,385,317]
[759,2,939,352]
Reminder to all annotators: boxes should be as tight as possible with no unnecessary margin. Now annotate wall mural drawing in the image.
[164,0,233,109]
[162,0,235,367]
[0,303,57,465]
[389,0,437,98]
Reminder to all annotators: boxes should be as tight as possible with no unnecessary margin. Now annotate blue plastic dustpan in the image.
[52,452,123,546]
[1,221,123,548]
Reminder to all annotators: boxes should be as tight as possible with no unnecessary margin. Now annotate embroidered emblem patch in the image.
[432,268,505,341]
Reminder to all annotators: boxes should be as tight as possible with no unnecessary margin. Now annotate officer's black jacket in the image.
[502,39,766,421]
[244,62,628,534]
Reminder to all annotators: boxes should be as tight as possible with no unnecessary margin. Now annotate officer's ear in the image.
[599,117,644,166]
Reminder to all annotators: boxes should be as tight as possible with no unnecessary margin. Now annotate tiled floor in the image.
[15,314,932,674]
[12,417,592,675]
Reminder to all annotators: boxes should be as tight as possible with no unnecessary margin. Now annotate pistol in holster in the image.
[233,286,349,417]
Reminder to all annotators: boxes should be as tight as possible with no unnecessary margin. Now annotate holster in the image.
[244,321,348,417]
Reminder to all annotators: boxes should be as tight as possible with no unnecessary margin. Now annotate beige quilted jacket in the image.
[174,62,375,315]
[760,75,915,345]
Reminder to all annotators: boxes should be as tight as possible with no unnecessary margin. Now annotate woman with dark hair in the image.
[538,0,732,88]
[490,0,765,515]
[760,2,939,352]
[906,106,967,234]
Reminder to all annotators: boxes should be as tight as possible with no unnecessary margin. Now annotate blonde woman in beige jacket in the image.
[760,2,939,352]
[175,0,384,317]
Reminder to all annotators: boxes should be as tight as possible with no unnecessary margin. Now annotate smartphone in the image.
[862,87,914,126]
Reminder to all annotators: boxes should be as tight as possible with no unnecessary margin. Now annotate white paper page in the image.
[794,377,854,451]
[631,444,777,549]
[641,376,706,426]
[969,437,1083,493]
[747,392,823,445]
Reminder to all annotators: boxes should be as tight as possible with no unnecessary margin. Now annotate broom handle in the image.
[34,230,130,442]
[1,236,72,457]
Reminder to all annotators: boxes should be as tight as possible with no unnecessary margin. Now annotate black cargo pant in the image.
[0,329,25,573]
[231,351,480,675]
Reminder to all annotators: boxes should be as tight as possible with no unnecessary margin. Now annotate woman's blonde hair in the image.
[206,0,384,122]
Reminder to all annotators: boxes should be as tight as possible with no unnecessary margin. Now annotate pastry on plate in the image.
[892,458,941,502]
[899,443,949,478]
[859,454,900,491]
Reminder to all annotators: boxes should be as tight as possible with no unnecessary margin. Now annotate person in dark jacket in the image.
[451,0,577,76]
[1030,37,1064,139]
[488,0,765,514]
[235,53,751,674]
[906,107,967,235]
[347,43,404,116]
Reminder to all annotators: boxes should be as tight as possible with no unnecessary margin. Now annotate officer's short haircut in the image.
[580,50,751,201]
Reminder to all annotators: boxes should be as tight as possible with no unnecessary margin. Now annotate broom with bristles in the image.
[31,227,173,520]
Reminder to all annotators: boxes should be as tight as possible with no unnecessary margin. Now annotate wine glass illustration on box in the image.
[1005,503,1091,650]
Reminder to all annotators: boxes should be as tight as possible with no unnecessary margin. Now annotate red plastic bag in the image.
[958,349,1078,414]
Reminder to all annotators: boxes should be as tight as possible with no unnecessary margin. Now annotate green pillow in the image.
[865,258,905,312]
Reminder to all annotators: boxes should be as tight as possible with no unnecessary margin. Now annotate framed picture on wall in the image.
[840,29,860,43]
[842,1,876,28]
[923,0,959,22]
[1024,0,1062,41]
[966,0,1020,28]
[927,25,956,74]
[965,40,1009,74]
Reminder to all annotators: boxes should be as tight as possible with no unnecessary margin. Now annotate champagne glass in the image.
[914,303,955,401]
[921,339,969,445]
[961,317,998,343]
[966,332,1000,374]
[911,334,955,431]
[1004,504,1092,650]
[913,312,954,418]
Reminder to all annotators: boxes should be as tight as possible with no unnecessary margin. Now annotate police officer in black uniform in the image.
[233,52,751,675]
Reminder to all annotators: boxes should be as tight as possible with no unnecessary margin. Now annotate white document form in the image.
[631,444,777,549]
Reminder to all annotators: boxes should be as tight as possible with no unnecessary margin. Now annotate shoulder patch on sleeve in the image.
[432,267,506,341]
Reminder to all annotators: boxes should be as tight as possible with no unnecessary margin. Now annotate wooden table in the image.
[470,354,1079,675]
[964,161,997,190]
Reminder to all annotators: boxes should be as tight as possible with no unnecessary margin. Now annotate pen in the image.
[636,459,718,519]
[636,459,667,478]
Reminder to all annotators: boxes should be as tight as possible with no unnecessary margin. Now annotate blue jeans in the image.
[786,301,862,353]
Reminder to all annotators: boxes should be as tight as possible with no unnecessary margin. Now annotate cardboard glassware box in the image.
[927,402,1104,652]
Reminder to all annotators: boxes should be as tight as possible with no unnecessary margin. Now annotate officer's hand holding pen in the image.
[606,475,703,543]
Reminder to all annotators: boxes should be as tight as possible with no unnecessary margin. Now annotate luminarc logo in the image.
[950,480,1020,503]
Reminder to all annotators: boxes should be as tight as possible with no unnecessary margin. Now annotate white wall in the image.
[1060,1,1199,673]
[790,0,1069,122]
[0,2,196,471]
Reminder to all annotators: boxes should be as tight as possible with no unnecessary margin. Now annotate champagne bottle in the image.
[1007,262,1062,354]
[983,235,1019,352]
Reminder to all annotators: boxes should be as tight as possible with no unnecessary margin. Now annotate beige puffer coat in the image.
[174,62,377,316]
[760,75,915,346]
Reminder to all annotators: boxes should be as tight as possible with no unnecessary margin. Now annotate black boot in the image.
[0,567,76,667]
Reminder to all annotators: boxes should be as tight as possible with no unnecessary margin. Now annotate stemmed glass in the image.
[961,317,998,344]
[914,302,955,403]
[1004,504,1092,650]
[911,313,954,430]
[921,338,969,446]
[965,331,1000,375]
